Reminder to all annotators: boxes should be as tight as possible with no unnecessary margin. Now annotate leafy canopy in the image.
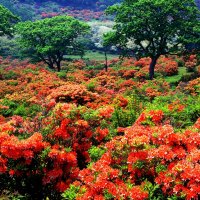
[104,0,200,79]
[16,15,90,71]
[0,4,19,37]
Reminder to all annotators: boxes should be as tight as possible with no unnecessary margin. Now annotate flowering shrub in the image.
[133,56,179,78]
[65,114,200,200]
[0,57,199,199]
[185,55,198,72]
[156,56,178,76]
[177,77,200,96]
[47,84,99,105]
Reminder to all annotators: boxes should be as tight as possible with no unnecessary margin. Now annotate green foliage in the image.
[40,147,51,160]
[156,164,167,174]
[15,16,90,71]
[57,71,67,79]
[22,68,39,75]
[7,81,18,86]
[111,106,136,127]
[143,181,165,200]
[13,104,28,116]
[86,81,96,92]
[0,99,17,117]
[111,95,141,128]
[0,0,34,21]
[88,146,106,162]
[0,4,19,37]
[0,36,21,58]
[147,94,200,129]
[0,99,41,117]
[105,0,200,78]
[81,108,99,122]
[103,189,115,199]
[62,185,80,200]
[4,70,18,80]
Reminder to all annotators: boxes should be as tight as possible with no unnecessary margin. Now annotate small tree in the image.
[104,0,200,79]
[0,4,19,37]
[16,15,90,71]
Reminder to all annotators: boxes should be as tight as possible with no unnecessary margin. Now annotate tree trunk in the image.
[56,60,61,72]
[104,50,108,72]
[149,56,159,80]
[48,63,54,70]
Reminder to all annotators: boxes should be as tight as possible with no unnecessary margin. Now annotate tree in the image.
[16,15,90,71]
[104,0,200,79]
[0,4,19,37]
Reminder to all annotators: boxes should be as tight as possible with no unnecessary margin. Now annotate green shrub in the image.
[13,104,28,116]
[62,185,80,200]
[4,70,18,80]
[111,95,142,128]
[7,80,18,86]
[0,99,18,117]
[176,59,184,67]
[86,81,96,92]
[23,68,39,75]
[180,73,198,82]
[88,146,106,162]
[111,106,136,127]
[0,99,42,117]
[146,94,200,129]
[57,71,67,79]
[28,104,42,117]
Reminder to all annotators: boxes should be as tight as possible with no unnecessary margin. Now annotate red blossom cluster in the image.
[0,128,47,173]
[41,8,106,21]
[0,56,199,199]
[133,56,179,77]
[47,83,99,105]
[185,55,198,72]
[69,111,200,199]
[177,77,200,96]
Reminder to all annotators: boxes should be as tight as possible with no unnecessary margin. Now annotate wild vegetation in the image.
[0,54,199,199]
[0,0,199,200]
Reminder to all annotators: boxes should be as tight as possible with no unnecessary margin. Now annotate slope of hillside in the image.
[1,0,199,21]
[0,55,199,199]
[0,0,121,21]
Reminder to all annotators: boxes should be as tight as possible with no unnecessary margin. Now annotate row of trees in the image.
[0,0,200,78]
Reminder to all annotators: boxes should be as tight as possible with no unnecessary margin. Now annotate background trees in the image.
[0,4,19,37]
[16,16,90,71]
[104,0,200,79]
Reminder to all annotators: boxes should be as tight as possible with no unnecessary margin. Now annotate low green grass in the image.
[66,50,119,61]
[164,67,192,85]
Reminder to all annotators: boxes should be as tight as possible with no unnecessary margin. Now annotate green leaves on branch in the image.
[0,4,19,37]
[15,15,90,71]
[104,0,200,79]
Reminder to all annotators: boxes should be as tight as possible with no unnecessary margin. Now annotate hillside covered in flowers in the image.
[0,54,199,199]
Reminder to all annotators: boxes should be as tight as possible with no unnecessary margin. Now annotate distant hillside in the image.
[0,0,121,21]
[0,0,199,21]
[19,0,121,8]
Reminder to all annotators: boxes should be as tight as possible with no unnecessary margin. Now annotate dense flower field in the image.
[0,55,199,199]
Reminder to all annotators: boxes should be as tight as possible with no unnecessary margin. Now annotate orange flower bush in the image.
[66,113,200,200]
[0,56,199,199]
[47,83,99,105]
[185,55,198,72]
[177,77,200,96]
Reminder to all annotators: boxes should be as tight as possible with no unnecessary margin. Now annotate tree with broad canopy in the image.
[16,15,90,71]
[104,0,200,79]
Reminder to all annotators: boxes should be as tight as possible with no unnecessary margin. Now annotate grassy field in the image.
[66,50,119,61]
[164,67,193,85]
